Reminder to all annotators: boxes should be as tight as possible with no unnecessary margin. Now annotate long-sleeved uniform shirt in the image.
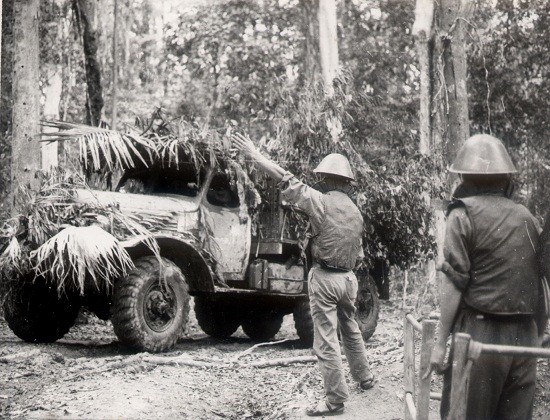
[279,172,364,269]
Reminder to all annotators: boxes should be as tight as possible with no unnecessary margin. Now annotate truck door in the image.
[201,171,251,281]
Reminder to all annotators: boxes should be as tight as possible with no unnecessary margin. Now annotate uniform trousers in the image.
[441,307,538,420]
[308,264,372,404]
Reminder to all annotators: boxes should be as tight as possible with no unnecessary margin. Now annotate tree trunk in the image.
[439,0,473,168]
[413,0,435,155]
[42,65,62,170]
[299,0,320,85]
[73,0,104,126]
[111,0,119,130]
[318,0,338,97]
[426,0,473,279]
[11,0,41,212]
[0,0,3,98]
[1,0,14,138]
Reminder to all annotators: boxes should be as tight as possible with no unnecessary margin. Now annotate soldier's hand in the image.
[231,133,257,158]
[422,341,449,379]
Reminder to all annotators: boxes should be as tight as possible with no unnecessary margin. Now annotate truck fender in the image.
[121,235,217,292]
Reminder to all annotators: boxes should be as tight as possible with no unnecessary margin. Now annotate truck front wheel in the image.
[3,276,80,343]
[112,256,190,352]
[241,310,284,341]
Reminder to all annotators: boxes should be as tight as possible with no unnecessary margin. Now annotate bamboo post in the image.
[404,313,416,420]
[450,332,470,420]
[403,270,409,309]
[417,320,436,419]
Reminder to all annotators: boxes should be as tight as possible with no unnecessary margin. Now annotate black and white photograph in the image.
[0,0,549,418]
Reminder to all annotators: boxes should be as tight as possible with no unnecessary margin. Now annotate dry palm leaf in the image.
[0,237,22,271]
[41,121,155,171]
[31,225,134,295]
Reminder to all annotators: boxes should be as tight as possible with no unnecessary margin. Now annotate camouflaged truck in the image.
[4,162,379,352]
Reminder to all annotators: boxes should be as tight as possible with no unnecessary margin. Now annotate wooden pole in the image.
[111,0,119,130]
[404,313,416,420]
[450,332,470,420]
[402,270,409,309]
[418,320,436,419]
[11,0,41,212]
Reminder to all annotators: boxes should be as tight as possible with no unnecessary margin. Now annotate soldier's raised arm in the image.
[231,133,324,219]
[231,133,286,182]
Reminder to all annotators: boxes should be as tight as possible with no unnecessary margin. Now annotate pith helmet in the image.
[449,134,517,174]
[313,153,355,180]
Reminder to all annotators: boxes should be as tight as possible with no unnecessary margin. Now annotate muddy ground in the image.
[0,300,549,419]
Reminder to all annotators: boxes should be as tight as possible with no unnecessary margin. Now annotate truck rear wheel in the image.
[112,256,190,352]
[293,300,314,347]
[241,310,284,341]
[3,276,80,343]
[194,296,241,339]
[355,270,380,341]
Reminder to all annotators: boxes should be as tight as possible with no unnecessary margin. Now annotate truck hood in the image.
[75,189,200,213]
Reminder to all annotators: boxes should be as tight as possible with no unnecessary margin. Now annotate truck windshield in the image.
[206,172,240,208]
[117,165,206,197]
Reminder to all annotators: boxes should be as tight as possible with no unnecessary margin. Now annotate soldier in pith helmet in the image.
[428,134,543,419]
[232,134,374,417]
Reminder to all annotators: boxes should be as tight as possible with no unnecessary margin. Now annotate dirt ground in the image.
[0,300,549,419]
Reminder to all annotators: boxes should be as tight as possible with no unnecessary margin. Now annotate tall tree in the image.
[73,0,104,126]
[299,0,320,85]
[438,0,472,169]
[1,0,14,138]
[412,0,434,155]
[111,0,119,130]
[11,0,41,211]
[318,0,338,97]
[0,1,3,97]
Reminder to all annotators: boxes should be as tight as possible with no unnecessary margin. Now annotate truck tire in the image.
[194,296,241,339]
[293,300,314,347]
[355,269,380,342]
[112,256,190,352]
[241,310,284,342]
[3,277,80,343]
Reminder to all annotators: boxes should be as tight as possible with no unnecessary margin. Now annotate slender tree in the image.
[72,0,104,126]
[11,0,41,211]
[1,0,14,138]
[299,0,320,85]
[438,0,473,167]
[318,0,338,97]
[111,0,119,130]
[412,0,434,155]
[0,1,3,98]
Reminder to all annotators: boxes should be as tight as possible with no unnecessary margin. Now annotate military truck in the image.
[4,160,379,352]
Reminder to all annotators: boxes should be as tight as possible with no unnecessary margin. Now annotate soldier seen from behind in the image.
[231,133,374,417]
[428,134,545,419]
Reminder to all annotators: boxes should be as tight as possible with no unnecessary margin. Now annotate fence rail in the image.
[403,313,437,420]
[404,312,550,420]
